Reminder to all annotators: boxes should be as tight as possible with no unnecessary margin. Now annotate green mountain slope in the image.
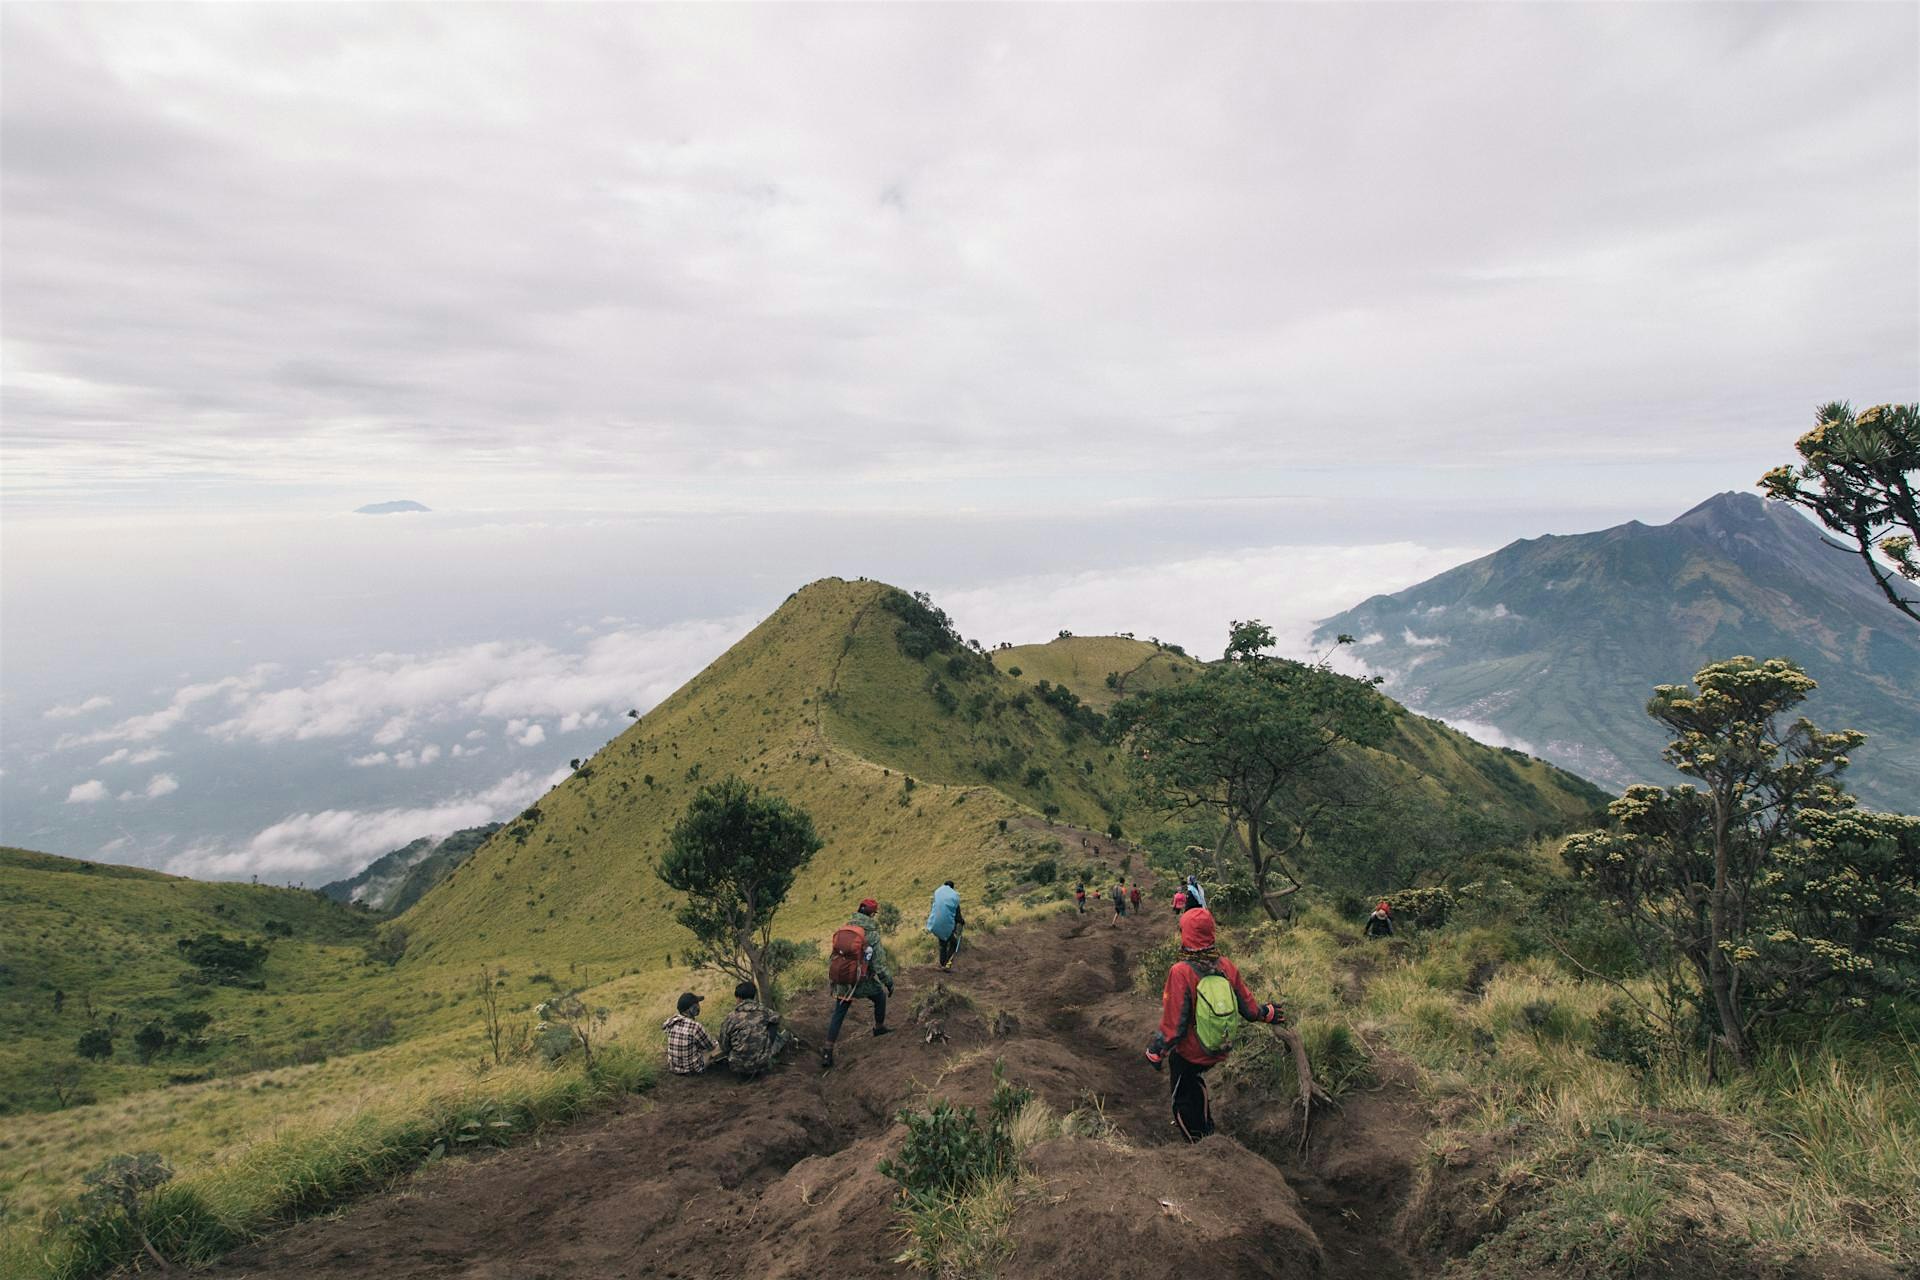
[400,581,1615,978]
[397,578,1117,972]
[320,824,501,913]
[993,635,1200,711]
[1314,492,1920,808]
[0,848,380,1114]
[1003,636,1609,829]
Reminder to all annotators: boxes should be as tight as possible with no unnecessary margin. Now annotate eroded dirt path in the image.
[201,889,1429,1280]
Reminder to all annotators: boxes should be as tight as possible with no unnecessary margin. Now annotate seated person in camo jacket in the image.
[715,980,790,1076]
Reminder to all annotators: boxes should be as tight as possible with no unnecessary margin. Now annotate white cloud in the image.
[451,743,484,758]
[417,743,442,765]
[1401,630,1448,647]
[940,542,1488,660]
[557,710,604,734]
[164,766,568,881]
[118,773,181,801]
[56,668,274,748]
[515,723,546,747]
[45,695,112,719]
[348,751,391,767]
[192,617,745,746]
[1437,717,1537,756]
[97,746,169,765]
[65,779,108,803]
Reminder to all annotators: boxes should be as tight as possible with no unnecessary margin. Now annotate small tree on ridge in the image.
[656,777,822,1000]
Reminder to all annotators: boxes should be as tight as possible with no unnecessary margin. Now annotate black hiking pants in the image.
[1168,1053,1215,1142]
[826,989,886,1042]
[937,933,958,966]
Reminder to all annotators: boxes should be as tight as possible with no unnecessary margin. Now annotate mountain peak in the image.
[1669,490,1766,528]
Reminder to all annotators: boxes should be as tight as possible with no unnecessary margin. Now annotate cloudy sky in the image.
[3,4,1915,881]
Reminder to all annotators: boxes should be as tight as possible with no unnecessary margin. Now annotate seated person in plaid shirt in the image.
[663,991,716,1075]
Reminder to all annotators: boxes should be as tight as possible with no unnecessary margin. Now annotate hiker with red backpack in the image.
[1364,900,1395,939]
[1074,882,1087,913]
[1172,887,1188,916]
[1144,908,1286,1141]
[1129,884,1142,914]
[822,898,893,1068]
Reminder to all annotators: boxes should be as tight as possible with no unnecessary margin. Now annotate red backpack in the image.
[829,923,868,986]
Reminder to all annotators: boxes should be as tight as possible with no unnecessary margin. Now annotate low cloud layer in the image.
[58,616,749,763]
[939,541,1487,659]
[167,767,568,883]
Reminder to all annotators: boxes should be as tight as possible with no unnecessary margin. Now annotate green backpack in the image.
[1188,963,1238,1053]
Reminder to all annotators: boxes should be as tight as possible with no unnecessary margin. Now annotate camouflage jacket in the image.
[716,999,783,1074]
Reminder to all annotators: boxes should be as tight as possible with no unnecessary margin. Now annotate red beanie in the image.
[858,898,879,915]
[1179,908,1216,951]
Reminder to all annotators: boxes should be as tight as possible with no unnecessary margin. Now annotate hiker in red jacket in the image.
[1144,908,1285,1141]
[1129,884,1142,913]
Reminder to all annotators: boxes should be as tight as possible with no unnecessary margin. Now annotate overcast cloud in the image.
[4,4,1914,513]
[3,5,1916,881]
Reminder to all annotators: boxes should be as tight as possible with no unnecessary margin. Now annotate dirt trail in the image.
[202,886,1429,1280]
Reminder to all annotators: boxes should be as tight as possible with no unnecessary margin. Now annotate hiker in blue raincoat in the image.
[927,880,964,971]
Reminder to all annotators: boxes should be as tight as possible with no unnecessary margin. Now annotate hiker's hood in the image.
[1179,908,1216,951]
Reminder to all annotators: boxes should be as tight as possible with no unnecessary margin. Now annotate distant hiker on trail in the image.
[927,880,964,971]
[1184,874,1208,911]
[716,981,789,1077]
[664,992,716,1076]
[1129,884,1142,913]
[1074,883,1087,913]
[1110,883,1126,927]
[1172,888,1189,916]
[823,898,893,1068]
[1364,900,1395,939]
[1144,908,1286,1142]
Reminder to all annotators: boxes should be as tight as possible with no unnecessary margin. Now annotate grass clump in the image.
[880,1062,1033,1277]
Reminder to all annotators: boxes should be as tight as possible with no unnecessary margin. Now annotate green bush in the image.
[1590,999,1658,1073]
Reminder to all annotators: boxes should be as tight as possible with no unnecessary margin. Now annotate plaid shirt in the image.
[663,1014,715,1075]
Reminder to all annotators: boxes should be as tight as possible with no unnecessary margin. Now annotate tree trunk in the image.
[1706,790,1750,1070]
[1276,1025,1337,1150]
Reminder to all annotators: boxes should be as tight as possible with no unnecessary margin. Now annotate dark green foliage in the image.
[1565,656,1913,1067]
[1760,400,1919,622]
[1385,887,1457,930]
[1027,859,1057,885]
[76,1028,113,1061]
[1113,620,1395,919]
[879,1063,1032,1201]
[132,1021,170,1065]
[655,777,822,1000]
[175,933,269,983]
[1591,999,1658,1073]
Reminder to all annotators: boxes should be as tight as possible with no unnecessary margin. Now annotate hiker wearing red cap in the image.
[1144,907,1286,1141]
[822,898,893,1068]
[1364,900,1395,939]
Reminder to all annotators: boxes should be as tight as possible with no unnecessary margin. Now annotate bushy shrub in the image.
[1590,999,1658,1073]
[879,1064,1031,1202]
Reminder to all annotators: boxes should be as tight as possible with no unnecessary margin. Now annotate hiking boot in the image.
[821,1044,835,1069]
[872,1025,893,1038]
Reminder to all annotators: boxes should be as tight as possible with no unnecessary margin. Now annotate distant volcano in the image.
[1315,492,1920,809]
[354,500,430,515]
